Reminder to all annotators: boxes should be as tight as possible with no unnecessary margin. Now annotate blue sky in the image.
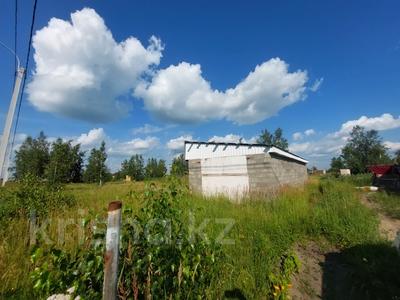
[0,0,399,170]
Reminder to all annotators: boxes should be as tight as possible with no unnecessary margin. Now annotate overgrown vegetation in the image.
[311,178,378,247]
[0,173,75,221]
[341,242,400,299]
[322,173,373,187]
[1,176,399,299]
[171,154,188,176]
[30,179,221,299]
[369,191,400,219]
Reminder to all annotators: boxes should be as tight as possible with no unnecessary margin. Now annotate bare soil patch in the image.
[291,241,349,300]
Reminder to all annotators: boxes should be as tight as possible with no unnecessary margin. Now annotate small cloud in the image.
[310,78,323,92]
[384,141,400,152]
[208,134,258,144]
[292,132,303,141]
[208,134,242,143]
[335,113,400,137]
[74,128,106,147]
[132,123,175,135]
[132,124,163,135]
[108,137,159,157]
[166,135,193,152]
[292,129,314,141]
[304,129,315,136]
[71,128,159,158]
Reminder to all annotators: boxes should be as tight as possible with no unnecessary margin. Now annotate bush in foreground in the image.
[30,179,222,299]
[0,174,75,221]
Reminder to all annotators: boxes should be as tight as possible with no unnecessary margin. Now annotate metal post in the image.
[103,201,122,300]
[0,67,25,186]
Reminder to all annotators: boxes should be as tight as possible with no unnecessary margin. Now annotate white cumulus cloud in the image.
[292,129,315,141]
[208,134,243,143]
[108,137,159,157]
[292,132,303,141]
[337,113,400,136]
[74,128,106,147]
[27,8,163,122]
[135,58,309,124]
[305,129,315,136]
[208,134,257,144]
[71,128,159,157]
[289,113,400,168]
[166,135,193,152]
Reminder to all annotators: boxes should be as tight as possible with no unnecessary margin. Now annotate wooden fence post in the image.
[103,201,122,300]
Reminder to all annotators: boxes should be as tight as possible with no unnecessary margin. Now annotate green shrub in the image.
[267,252,300,299]
[0,174,75,221]
[30,179,222,299]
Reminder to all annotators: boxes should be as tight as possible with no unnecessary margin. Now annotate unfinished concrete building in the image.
[184,141,308,199]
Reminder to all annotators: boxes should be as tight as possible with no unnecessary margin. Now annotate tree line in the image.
[13,132,110,184]
[18,126,397,183]
[13,132,189,184]
[11,128,289,184]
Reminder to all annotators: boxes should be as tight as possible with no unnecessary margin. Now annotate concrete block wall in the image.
[268,153,307,186]
[188,159,202,194]
[246,154,280,194]
[246,153,307,194]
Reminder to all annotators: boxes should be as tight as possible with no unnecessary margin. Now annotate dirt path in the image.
[360,192,400,241]
[291,242,348,300]
[291,192,400,299]
[290,242,325,300]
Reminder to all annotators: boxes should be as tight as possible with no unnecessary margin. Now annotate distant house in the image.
[184,141,308,200]
[340,169,351,176]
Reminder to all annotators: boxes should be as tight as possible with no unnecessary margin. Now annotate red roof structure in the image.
[368,165,393,175]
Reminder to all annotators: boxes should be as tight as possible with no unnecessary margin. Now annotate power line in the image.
[9,0,38,166]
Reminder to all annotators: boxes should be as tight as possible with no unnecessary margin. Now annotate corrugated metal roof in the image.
[184,141,308,164]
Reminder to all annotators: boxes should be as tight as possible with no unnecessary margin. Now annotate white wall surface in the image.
[201,156,249,199]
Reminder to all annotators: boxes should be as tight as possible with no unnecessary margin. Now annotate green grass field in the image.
[0,176,399,299]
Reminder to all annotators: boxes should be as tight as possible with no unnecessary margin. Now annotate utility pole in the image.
[0,66,25,186]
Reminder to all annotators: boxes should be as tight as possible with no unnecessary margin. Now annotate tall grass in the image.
[0,177,381,298]
[369,191,400,219]
[311,180,379,247]
[322,173,373,186]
